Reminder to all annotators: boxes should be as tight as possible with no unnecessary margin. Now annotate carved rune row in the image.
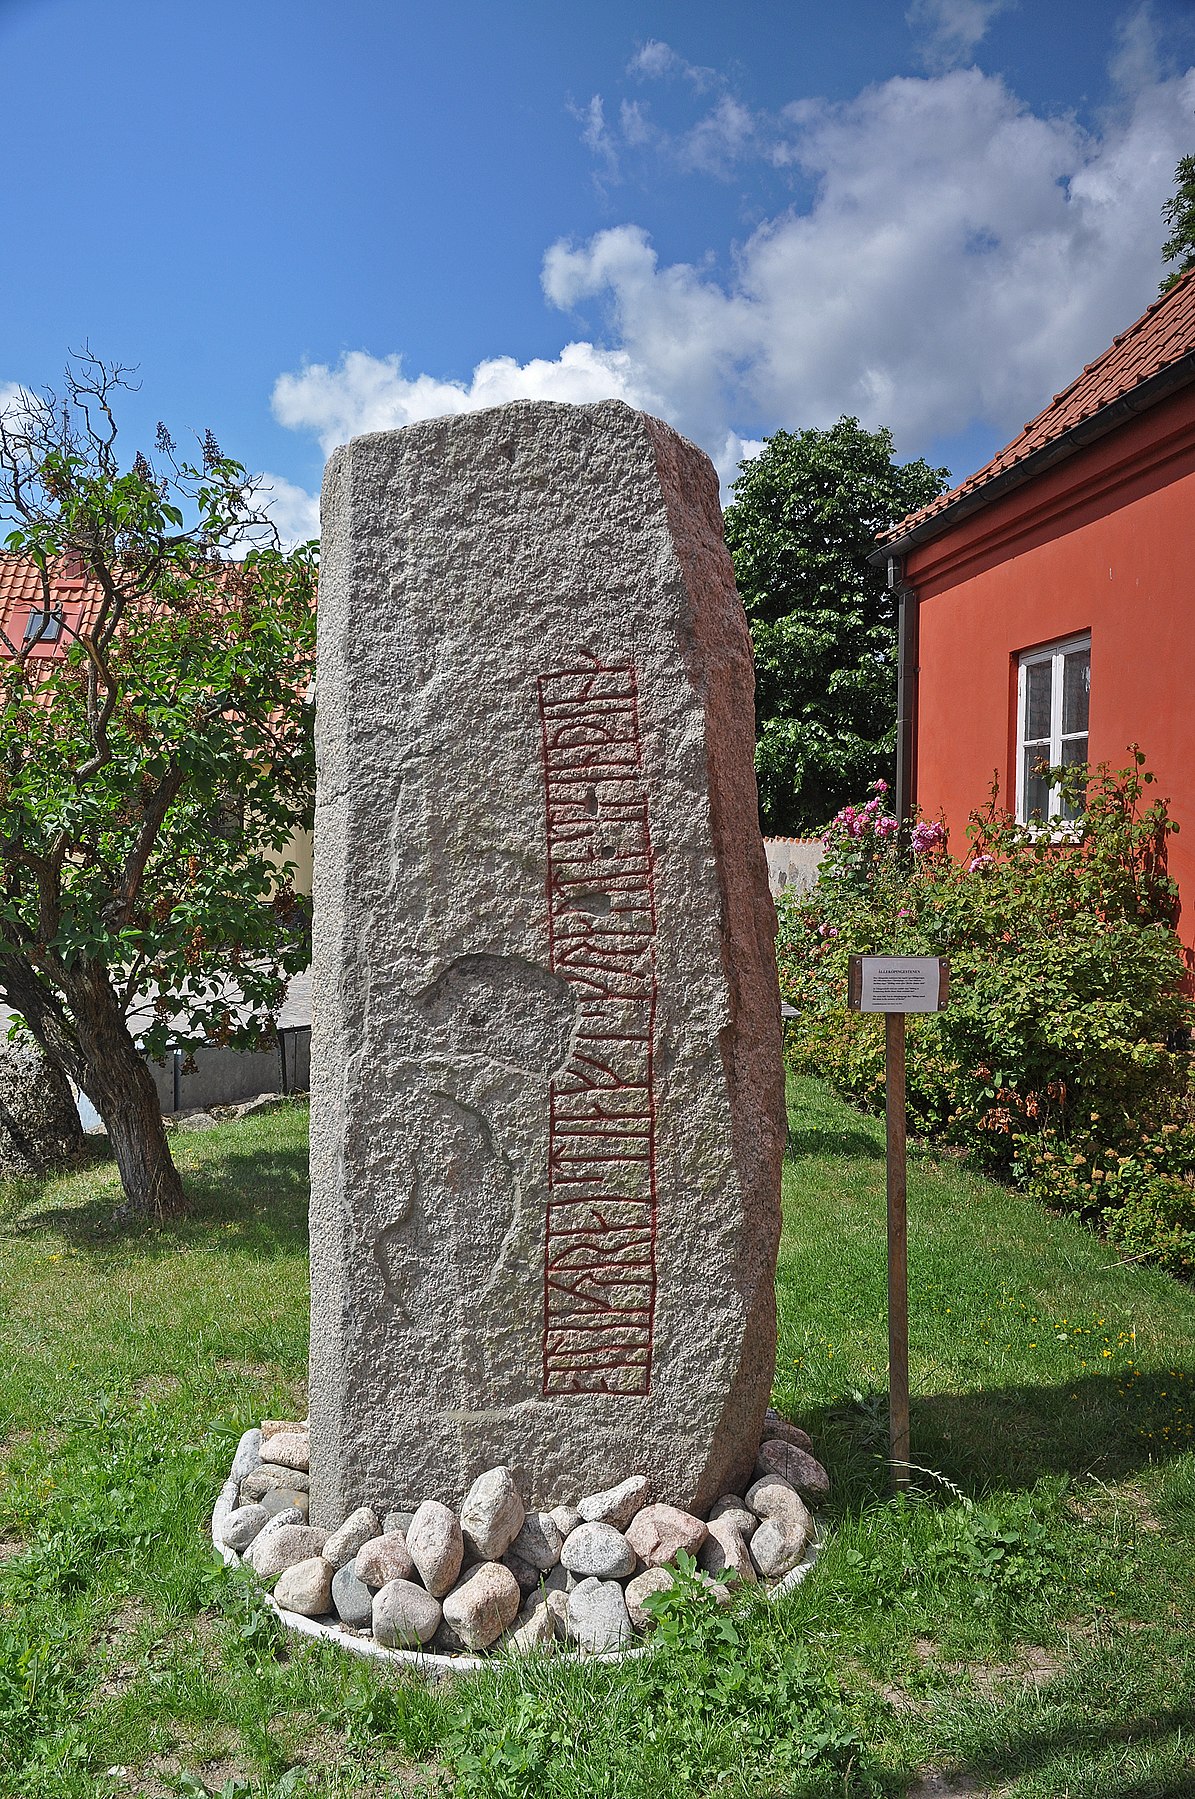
[537,661,659,1397]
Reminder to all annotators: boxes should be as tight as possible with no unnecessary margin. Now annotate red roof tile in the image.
[880,265,1195,548]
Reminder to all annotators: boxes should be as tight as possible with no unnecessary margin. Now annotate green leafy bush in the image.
[779,756,1195,1274]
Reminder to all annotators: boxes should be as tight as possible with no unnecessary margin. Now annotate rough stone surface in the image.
[331,1558,375,1629]
[442,1562,522,1651]
[241,1464,310,1500]
[560,1522,636,1580]
[509,1511,563,1571]
[221,1503,270,1553]
[509,1599,556,1652]
[405,1500,464,1598]
[754,1440,831,1504]
[698,1512,757,1586]
[273,1556,334,1617]
[261,1486,309,1520]
[250,1522,328,1580]
[355,1531,416,1589]
[0,1043,82,1175]
[372,1578,442,1648]
[550,1505,583,1538]
[383,1510,415,1537]
[625,1503,707,1567]
[261,1419,305,1440]
[323,1506,380,1570]
[708,1494,757,1534]
[762,1410,815,1454]
[308,399,784,1525]
[262,1431,309,1474]
[745,1476,814,1578]
[460,1466,524,1560]
[624,1566,674,1631]
[578,1476,649,1531]
[501,1549,543,1595]
[566,1577,634,1653]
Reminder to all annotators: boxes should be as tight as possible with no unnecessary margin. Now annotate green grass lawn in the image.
[0,1080,1192,1799]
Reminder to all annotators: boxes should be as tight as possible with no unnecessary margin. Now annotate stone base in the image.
[211,1419,826,1675]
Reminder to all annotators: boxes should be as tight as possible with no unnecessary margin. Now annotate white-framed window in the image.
[1016,634,1090,825]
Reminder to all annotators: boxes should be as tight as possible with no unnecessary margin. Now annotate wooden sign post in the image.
[847,955,949,1493]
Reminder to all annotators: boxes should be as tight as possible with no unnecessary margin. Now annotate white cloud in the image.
[628,39,716,91]
[252,472,320,549]
[907,0,1015,70]
[272,342,657,455]
[273,52,1195,492]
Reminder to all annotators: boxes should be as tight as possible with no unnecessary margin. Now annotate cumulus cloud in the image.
[907,0,1015,70]
[251,472,320,549]
[273,50,1195,491]
[272,342,658,453]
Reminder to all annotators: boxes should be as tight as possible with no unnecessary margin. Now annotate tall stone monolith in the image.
[309,399,784,1527]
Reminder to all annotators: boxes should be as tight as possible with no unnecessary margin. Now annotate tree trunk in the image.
[70,971,187,1221]
[0,952,187,1221]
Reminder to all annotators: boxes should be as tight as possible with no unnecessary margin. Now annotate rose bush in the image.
[778,755,1195,1275]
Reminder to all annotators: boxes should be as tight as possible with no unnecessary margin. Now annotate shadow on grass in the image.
[785,1121,888,1162]
[794,1369,1195,1514]
[918,1697,1195,1799]
[0,1136,310,1259]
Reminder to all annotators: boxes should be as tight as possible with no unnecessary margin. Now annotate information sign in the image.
[847,955,949,1014]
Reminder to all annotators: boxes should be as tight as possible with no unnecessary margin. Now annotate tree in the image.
[1160,151,1195,292]
[0,354,316,1219]
[723,418,948,834]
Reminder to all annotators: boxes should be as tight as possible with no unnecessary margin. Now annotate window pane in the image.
[1025,658,1053,741]
[1062,648,1090,735]
[1059,735,1087,820]
[1023,748,1051,823]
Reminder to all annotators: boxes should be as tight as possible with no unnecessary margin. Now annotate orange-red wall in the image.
[907,384,1195,960]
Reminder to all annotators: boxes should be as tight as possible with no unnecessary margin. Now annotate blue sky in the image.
[3,0,1194,539]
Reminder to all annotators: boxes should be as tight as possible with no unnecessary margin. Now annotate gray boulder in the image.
[0,1042,82,1176]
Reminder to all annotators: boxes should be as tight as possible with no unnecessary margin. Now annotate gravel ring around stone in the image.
[211,1429,821,1678]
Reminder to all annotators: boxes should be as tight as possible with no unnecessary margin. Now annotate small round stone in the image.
[260,1430,309,1473]
[372,1577,442,1648]
[251,1522,328,1580]
[383,1510,415,1537]
[762,1408,815,1454]
[560,1521,636,1580]
[624,1565,674,1631]
[509,1510,563,1571]
[323,1506,380,1570]
[241,1464,310,1501]
[261,1486,309,1520]
[331,1557,374,1629]
[565,1577,634,1653]
[459,1466,525,1561]
[274,1555,333,1618]
[405,1500,464,1599]
[442,1561,522,1650]
[221,1503,269,1553]
[624,1503,707,1568]
[355,1530,416,1589]
[754,1441,830,1504]
[549,1504,582,1538]
[508,1599,555,1653]
[577,1475,649,1531]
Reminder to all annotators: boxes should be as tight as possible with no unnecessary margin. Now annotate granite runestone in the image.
[307,400,783,1523]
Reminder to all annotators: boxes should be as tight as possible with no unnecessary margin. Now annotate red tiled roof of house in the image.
[880,265,1195,548]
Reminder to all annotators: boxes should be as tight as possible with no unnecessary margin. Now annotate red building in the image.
[877,269,1195,958]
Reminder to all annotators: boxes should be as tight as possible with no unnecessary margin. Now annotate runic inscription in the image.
[537,662,658,1396]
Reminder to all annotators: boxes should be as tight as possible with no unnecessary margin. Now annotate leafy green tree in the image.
[724,418,947,834]
[1161,151,1195,292]
[0,355,316,1219]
